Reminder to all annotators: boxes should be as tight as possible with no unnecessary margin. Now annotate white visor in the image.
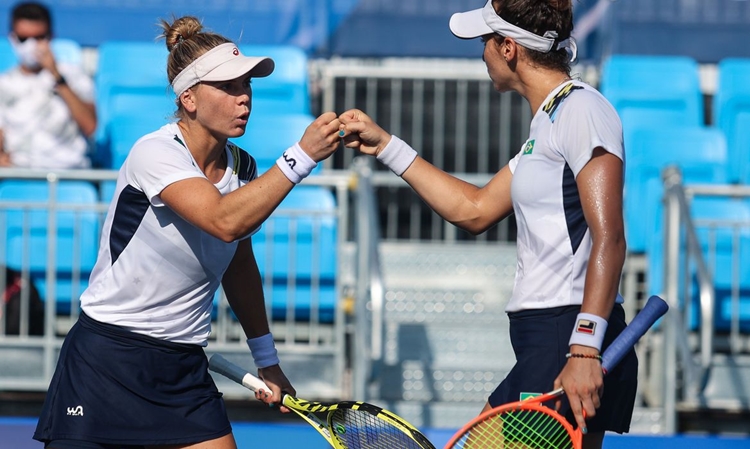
[172,43,275,95]
[449,0,577,61]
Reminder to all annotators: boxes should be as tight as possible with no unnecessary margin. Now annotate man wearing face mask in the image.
[0,1,96,169]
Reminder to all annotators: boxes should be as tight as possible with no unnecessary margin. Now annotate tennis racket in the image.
[444,294,669,449]
[209,353,436,449]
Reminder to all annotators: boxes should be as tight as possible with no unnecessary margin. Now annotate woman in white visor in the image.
[339,1,635,448]
[34,15,342,449]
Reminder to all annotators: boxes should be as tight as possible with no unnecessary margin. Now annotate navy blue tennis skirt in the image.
[488,304,638,434]
[33,313,232,446]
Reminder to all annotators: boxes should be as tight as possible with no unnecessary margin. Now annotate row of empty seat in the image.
[599,55,750,332]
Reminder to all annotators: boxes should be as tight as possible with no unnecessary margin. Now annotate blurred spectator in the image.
[0,1,96,169]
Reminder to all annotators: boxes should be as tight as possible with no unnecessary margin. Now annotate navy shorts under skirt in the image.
[488,304,638,434]
[33,313,232,446]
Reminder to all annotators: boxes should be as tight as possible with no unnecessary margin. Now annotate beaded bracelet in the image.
[566,352,602,361]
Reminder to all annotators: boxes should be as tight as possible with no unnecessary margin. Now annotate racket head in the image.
[283,399,435,449]
[444,401,581,449]
[282,395,336,445]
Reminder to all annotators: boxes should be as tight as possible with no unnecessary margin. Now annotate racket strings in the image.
[329,408,428,449]
[451,409,575,449]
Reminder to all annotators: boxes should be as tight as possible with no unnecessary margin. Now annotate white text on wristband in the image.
[246,333,280,369]
[276,143,317,184]
[568,312,608,351]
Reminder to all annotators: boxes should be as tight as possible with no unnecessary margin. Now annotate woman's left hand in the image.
[257,364,296,413]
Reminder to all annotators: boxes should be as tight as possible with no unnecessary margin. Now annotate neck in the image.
[520,70,572,114]
[177,120,227,172]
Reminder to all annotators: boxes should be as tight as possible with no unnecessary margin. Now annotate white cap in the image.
[172,43,275,96]
[449,0,577,61]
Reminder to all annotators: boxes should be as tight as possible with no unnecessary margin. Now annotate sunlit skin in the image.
[339,31,625,449]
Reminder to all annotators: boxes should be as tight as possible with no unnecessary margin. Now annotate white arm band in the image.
[276,143,317,184]
[376,135,418,176]
[568,313,608,351]
[246,333,280,369]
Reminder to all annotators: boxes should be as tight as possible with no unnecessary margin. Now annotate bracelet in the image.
[376,135,417,176]
[246,333,280,369]
[568,312,608,351]
[566,353,602,361]
[276,143,317,184]
[54,75,67,87]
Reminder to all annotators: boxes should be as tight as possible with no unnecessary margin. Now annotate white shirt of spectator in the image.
[0,62,94,169]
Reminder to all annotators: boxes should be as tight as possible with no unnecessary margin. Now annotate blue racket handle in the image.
[601,295,669,374]
[209,354,270,393]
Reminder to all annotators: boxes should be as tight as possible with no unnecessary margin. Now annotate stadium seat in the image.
[94,40,172,167]
[713,58,750,184]
[0,180,100,314]
[600,55,704,157]
[238,44,311,115]
[107,103,175,170]
[625,126,729,254]
[251,186,338,322]
[230,113,317,174]
[647,197,750,332]
[600,55,704,127]
[0,37,84,72]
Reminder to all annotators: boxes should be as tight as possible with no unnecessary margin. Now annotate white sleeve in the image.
[125,134,205,206]
[508,144,524,174]
[552,91,624,177]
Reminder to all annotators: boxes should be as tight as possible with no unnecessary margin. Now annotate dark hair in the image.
[10,1,52,32]
[492,0,574,73]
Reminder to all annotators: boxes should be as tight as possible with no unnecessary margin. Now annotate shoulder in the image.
[227,142,258,182]
[128,124,193,166]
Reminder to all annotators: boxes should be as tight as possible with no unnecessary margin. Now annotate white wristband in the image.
[276,143,317,184]
[246,333,280,369]
[569,313,608,351]
[376,135,418,176]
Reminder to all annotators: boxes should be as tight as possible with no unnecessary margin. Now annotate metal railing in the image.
[661,166,750,432]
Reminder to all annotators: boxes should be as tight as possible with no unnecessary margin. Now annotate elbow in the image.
[81,120,97,138]
[212,218,257,243]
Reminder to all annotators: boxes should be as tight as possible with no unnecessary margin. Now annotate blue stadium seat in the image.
[647,197,750,332]
[108,105,174,170]
[94,41,172,168]
[238,44,311,115]
[251,186,338,322]
[0,37,84,72]
[0,180,100,314]
[600,55,704,161]
[625,126,729,253]
[600,55,704,128]
[713,58,750,184]
[231,113,317,174]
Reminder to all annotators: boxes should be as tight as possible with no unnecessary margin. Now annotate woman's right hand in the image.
[338,108,392,157]
[298,111,342,162]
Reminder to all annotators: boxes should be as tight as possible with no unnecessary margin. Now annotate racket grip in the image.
[209,354,271,393]
[601,295,669,374]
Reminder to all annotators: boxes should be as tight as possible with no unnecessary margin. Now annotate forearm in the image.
[223,243,271,339]
[54,82,97,137]
[581,232,626,319]
[400,154,513,235]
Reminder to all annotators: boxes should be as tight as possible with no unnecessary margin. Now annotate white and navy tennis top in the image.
[507,80,625,312]
[81,123,258,345]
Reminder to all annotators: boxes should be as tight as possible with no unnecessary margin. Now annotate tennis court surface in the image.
[2,417,749,448]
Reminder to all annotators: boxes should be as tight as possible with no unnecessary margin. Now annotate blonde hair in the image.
[158,16,232,115]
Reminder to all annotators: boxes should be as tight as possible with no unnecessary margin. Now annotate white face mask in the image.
[9,35,41,70]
